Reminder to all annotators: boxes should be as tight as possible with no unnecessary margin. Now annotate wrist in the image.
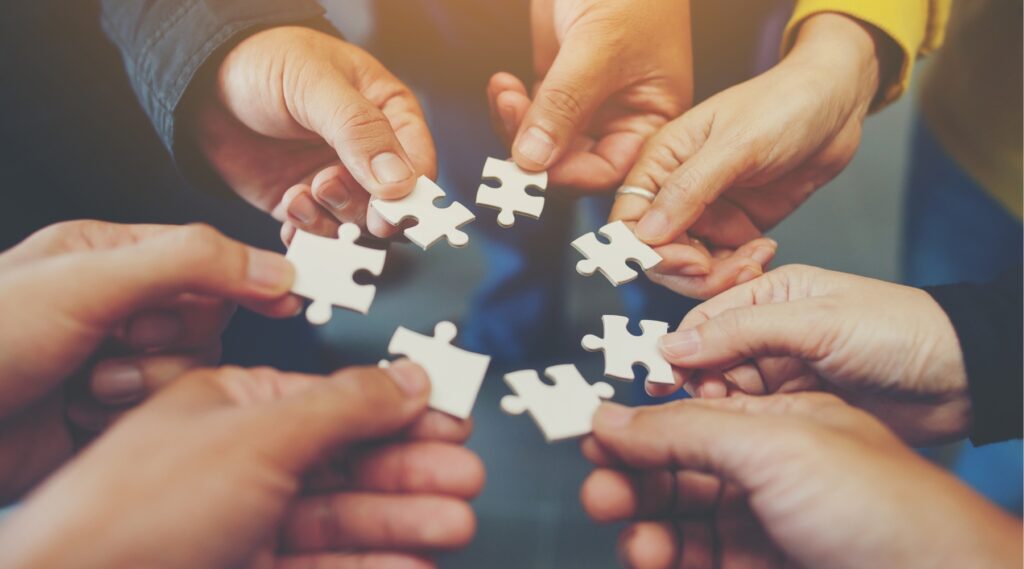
[784,13,883,114]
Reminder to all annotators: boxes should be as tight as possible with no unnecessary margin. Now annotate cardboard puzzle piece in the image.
[370,176,475,250]
[381,321,491,419]
[571,220,663,286]
[500,364,614,443]
[475,157,548,227]
[582,315,674,385]
[286,224,387,324]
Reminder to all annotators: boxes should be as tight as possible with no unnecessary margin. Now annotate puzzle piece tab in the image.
[370,176,475,249]
[476,157,548,227]
[500,364,614,443]
[582,315,674,385]
[571,220,662,286]
[382,321,491,419]
[286,224,387,324]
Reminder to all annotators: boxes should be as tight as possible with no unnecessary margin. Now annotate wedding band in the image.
[615,185,657,202]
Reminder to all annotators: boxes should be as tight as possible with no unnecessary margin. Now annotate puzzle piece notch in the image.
[571,220,663,286]
[500,364,615,443]
[582,315,674,385]
[370,176,475,250]
[285,224,387,324]
[383,321,491,419]
[476,157,548,228]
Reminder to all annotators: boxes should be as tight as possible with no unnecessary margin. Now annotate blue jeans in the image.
[904,119,1023,513]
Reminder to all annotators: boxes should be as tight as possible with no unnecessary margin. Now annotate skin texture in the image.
[654,264,973,446]
[487,0,778,299]
[489,0,693,193]
[611,13,889,274]
[580,394,1022,569]
[0,363,484,569]
[191,26,437,245]
[0,221,299,502]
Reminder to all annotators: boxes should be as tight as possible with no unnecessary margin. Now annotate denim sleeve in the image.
[100,0,329,157]
[924,265,1024,445]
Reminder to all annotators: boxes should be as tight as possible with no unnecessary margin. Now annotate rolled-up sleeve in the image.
[100,0,328,155]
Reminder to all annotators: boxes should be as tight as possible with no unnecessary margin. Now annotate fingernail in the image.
[680,263,710,276]
[371,152,413,185]
[596,403,636,428]
[500,105,517,137]
[247,249,295,291]
[386,359,430,396]
[660,329,701,359]
[289,193,318,225]
[751,246,776,267]
[316,177,350,210]
[636,210,669,242]
[129,312,183,348]
[93,361,143,403]
[681,382,696,397]
[736,266,762,284]
[516,127,555,166]
[766,237,778,247]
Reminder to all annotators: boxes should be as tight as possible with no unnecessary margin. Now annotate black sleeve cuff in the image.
[924,266,1024,445]
[101,0,333,192]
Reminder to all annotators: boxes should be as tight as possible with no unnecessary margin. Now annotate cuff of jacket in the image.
[781,0,951,112]
[924,274,1024,446]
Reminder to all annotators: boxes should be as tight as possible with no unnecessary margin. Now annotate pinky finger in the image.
[618,521,679,569]
[276,552,435,569]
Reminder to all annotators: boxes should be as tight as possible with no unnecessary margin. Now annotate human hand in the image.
[191,26,436,244]
[488,0,693,192]
[655,264,970,445]
[0,221,298,501]
[0,362,483,569]
[614,13,891,249]
[580,393,1022,569]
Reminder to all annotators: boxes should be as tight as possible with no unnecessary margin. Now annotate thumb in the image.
[589,399,774,484]
[246,361,431,472]
[658,301,826,370]
[634,140,749,246]
[45,224,294,327]
[512,41,616,171]
[294,56,420,199]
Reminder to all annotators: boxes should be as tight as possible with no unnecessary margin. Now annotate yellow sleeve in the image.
[782,0,952,110]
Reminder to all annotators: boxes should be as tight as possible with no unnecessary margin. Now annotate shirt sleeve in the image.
[924,266,1024,446]
[100,0,330,157]
[781,0,952,110]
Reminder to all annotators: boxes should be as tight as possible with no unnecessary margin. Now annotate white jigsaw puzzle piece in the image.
[370,176,475,250]
[476,157,548,227]
[582,315,674,385]
[382,321,491,419]
[571,220,662,286]
[500,364,615,443]
[286,224,387,324]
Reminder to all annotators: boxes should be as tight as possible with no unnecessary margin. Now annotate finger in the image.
[687,198,765,248]
[280,493,475,553]
[581,468,722,522]
[90,348,221,405]
[589,401,774,478]
[658,298,831,371]
[404,412,474,444]
[346,441,485,499]
[115,294,234,351]
[617,521,679,569]
[159,362,432,473]
[21,224,294,329]
[294,53,419,199]
[280,222,298,247]
[275,552,435,569]
[281,184,343,237]
[487,73,530,147]
[511,40,617,171]
[632,129,750,245]
[310,166,371,228]
[647,238,777,300]
[545,131,649,193]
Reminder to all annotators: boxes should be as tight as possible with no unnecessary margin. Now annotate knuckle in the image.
[537,85,586,126]
[173,223,229,265]
[334,103,393,144]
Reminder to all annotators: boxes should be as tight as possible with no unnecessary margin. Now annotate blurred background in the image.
[0,1,1018,567]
